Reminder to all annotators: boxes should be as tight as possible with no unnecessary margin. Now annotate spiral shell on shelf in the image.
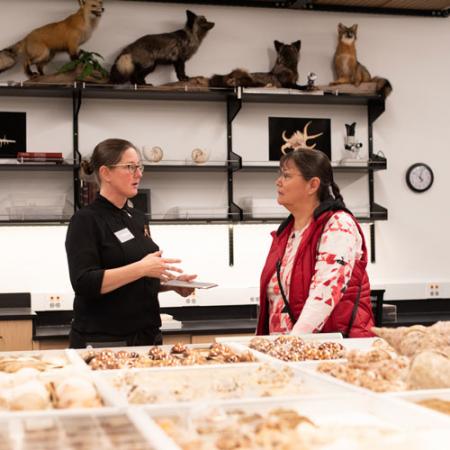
[191,148,209,164]
[143,146,163,163]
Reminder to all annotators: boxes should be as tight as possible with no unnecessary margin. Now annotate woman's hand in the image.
[172,273,198,297]
[139,251,182,281]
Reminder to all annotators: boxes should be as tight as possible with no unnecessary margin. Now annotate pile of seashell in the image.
[84,342,256,370]
[249,335,345,362]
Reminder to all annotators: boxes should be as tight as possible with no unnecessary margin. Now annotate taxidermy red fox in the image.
[110,10,215,85]
[0,0,104,78]
[332,23,392,97]
[209,40,303,89]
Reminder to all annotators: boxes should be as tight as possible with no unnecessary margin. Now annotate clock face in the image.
[406,163,434,193]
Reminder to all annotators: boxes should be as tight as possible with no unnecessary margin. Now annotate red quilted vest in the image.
[257,204,374,337]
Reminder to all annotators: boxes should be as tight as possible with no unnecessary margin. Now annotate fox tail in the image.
[209,69,259,88]
[109,53,134,84]
[0,40,24,74]
[372,77,393,98]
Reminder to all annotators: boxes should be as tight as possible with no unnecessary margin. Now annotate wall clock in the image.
[406,163,434,193]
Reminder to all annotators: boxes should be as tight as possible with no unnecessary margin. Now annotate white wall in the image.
[0,1,449,302]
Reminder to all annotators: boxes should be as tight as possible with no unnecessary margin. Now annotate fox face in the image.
[338,23,358,44]
[81,0,105,18]
[186,10,215,37]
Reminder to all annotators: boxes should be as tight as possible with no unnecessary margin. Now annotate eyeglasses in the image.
[108,163,145,174]
[277,169,300,181]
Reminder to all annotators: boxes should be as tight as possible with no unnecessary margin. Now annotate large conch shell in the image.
[9,380,51,411]
[53,377,102,409]
[372,322,450,358]
[407,350,450,389]
[0,356,48,373]
[143,146,163,163]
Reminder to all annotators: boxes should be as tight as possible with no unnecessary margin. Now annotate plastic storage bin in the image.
[7,193,67,220]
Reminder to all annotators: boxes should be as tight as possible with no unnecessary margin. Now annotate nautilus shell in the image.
[191,148,209,164]
[143,146,163,163]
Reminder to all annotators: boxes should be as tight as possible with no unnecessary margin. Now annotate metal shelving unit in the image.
[225,87,387,262]
[0,163,77,172]
[128,0,449,17]
[0,84,387,262]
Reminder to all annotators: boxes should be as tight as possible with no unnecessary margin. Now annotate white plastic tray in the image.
[0,348,71,372]
[220,339,347,367]
[0,407,163,449]
[0,365,117,415]
[70,342,262,371]
[145,394,450,449]
[306,359,449,396]
[385,389,450,418]
[216,332,344,344]
[218,337,382,369]
[93,361,358,407]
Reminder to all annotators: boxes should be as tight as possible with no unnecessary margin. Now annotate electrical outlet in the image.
[31,293,73,311]
[428,283,440,298]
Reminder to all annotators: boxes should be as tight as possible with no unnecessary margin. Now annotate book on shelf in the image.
[16,152,64,163]
[17,158,65,163]
[17,151,63,159]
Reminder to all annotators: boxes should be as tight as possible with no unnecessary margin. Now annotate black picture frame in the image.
[269,117,331,161]
[131,189,151,218]
[0,112,26,158]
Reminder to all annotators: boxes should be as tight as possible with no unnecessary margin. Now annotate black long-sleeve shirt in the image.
[65,194,161,335]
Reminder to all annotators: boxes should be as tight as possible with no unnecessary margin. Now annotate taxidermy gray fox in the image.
[332,23,392,97]
[110,10,215,85]
[209,40,304,89]
[0,0,104,78]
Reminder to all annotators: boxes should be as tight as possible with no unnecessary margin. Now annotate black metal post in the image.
[72,86,82,211]
[367,98,385,263]
[226,89,242,266]
[370,223,375,264]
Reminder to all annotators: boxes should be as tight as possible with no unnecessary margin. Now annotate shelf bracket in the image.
[368,98,385,125]
[229,150,242,172]
[227,89,242,123]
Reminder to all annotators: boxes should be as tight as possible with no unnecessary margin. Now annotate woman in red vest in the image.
[257,149,374,337]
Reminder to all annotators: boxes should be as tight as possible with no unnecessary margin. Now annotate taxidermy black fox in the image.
[110,10,215,85]
[0,0,104,78]
[209,40,304,89]
[332,23,392,97]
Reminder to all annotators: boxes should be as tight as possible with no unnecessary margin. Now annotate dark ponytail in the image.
[280,148,346,206]
[80,159,94,176]
[330,180,344,202]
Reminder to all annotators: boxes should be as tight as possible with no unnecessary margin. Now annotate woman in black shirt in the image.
[65,138,195,348]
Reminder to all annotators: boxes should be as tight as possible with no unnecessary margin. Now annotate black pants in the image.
[69,326,163,349]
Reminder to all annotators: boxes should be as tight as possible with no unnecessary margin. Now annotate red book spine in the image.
[17,152,63,159]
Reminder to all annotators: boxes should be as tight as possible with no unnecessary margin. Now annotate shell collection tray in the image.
[0,332,449,449]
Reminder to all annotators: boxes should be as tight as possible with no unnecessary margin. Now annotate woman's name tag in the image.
[114,227,134,243]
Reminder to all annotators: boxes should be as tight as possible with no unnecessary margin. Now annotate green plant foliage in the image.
[57,50,109,81]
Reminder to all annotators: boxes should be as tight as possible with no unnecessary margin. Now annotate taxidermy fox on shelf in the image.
[0,0,104,78]
[332,23,392,97]
[209,40,303,89]
[109,10,215,85]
